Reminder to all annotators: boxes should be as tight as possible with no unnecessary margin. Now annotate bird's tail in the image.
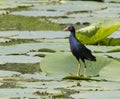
[87,55,96,61]
[86,54,96,61]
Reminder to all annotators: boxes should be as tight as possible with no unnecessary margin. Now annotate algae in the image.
[0,63,41,74]
[38,48,56,53]
[34,54,46,57]
[3,5,32,12]
[0,15,62,31]
[0,81,17,88]
[6,53,27,56]
[0,39,37,46]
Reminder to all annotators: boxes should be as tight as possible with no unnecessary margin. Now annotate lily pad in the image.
[63,76,101,81]
[99,59,120,81]
[71,91,120,99]
[41,52,120,81]
[106,52,120,59]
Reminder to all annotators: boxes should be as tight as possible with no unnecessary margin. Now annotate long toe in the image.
[84,74,87,78]
[77,72,81,76]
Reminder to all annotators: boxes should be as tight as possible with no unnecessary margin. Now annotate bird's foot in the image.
[83,74,87,78]
[84,67,87,78]
[69,73,74,75]
[78,72,87,78]
[77,73,81,77]
[69,73,82,77]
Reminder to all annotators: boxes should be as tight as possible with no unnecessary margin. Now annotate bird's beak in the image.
[64,27,68,31]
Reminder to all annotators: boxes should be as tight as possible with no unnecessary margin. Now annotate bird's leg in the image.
[83,62,87,77]
[77,60,81,76]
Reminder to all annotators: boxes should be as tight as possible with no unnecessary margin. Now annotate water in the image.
[0,0,120,98]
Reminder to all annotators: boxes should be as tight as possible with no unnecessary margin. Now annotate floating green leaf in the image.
[99,59,120,81]
[40,52,120,81]
[100,38,120,46]
[107,48,120,53]
[63,75,101,81]
[38,48,56,53]
[76,20,120,45]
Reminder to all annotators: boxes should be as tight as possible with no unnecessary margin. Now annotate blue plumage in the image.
[64,26,96,77]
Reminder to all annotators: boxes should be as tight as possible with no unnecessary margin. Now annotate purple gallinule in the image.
[64,26,96,77]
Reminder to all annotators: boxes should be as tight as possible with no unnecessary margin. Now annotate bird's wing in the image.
[76,41,95,60]
[77,42,91,54]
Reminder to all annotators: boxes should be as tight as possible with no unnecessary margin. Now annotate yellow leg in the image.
[77,61,81,76]
[84,63,87,77]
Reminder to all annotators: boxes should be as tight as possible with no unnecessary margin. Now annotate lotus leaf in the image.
[76,20,120,44]
[40,52,120,81]
[99,59,120,81]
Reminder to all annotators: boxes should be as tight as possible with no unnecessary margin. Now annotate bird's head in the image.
[64,26,75,32]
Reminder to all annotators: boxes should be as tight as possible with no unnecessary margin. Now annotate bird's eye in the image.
[69,27,71,30]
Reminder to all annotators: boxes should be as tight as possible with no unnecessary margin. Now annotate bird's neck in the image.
[70,30,76,38]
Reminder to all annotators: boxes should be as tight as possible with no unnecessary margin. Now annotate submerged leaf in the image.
[76,20,120,45]
[107,48,120,53]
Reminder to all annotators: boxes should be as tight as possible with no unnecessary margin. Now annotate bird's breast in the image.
[69,35,79,53]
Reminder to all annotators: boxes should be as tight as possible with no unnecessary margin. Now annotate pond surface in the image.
[0,0,120,99]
